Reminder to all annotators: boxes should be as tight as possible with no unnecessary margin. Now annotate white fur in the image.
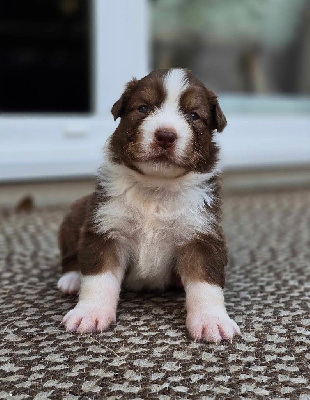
[139,69,191,164]
[63,271,122,333]
[185,282,241,342]
[57,272,81,295]
[134,161,185,178]
[61,69,238,341]
[95,158,219,291]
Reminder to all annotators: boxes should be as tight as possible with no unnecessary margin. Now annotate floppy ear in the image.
[111,78,139,121]
[210,95,227,133]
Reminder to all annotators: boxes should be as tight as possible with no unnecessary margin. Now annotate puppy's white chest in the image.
[135,209,177,283]
[95,168,217,290]
[122,197,179,290]
[96,189,182,289]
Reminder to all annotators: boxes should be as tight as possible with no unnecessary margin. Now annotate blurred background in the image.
[1,0,310,206]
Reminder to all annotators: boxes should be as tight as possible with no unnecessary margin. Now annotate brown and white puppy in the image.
[58,68,241,343]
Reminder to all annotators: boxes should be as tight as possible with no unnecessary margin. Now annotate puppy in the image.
[58,68,241,343]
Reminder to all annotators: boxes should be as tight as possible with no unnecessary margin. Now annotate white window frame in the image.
[0,0,149,181]
[0,0,309,181]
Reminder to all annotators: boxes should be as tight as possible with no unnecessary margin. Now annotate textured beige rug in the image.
[0,189,309,399]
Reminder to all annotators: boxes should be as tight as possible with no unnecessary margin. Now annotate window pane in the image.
[152,0,310,109]
[0,0,90,113]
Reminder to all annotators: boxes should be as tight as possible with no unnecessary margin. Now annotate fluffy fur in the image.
[57,271,80,295]
[94,159,219,291]
[185,282,240,342]
[63,272,122,333]
[58,68,240,342]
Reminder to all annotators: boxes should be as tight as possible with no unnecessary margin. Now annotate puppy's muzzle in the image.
[155,129,177,150]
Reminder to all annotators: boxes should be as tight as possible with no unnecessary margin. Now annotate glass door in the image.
[0,0,91,113]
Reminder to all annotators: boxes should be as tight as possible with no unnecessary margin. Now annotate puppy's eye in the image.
[189,112,200,121]
[138,105,149,114]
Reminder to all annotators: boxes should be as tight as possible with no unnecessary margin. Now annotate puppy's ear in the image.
[111,78,139,121]
[210,94,227,133]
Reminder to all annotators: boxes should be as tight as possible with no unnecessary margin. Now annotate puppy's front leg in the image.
[63,230,125,333]
[177,237,241,343]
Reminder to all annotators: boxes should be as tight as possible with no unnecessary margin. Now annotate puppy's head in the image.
[109,68,227,177]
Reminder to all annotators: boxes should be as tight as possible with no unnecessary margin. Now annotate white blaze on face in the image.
[139,69,191,162]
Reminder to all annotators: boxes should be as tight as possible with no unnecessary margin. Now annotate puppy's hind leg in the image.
[57,268,81,295]
[57,216,81,295]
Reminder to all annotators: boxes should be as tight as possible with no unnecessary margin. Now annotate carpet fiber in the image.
[0,189,309,399]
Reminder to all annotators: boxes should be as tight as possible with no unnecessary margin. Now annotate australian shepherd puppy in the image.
[58,68,241,343]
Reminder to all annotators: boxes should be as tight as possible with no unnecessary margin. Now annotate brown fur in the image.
[59,192,121,276]
[109,72,166,171]
[109,69,226,175]
[179,71,227,173]
[175,175,227,288]
[59,68,228,288]
[78,229,121,276]
[59,177,227,288]
[58,195,92,273]
[176,235,227,288]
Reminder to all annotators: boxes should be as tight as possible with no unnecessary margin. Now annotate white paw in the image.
[57,272,81,295]
[186,309,241,343]
[62,302,116,333]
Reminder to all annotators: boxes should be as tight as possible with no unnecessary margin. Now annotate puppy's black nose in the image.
[155,130,177,149]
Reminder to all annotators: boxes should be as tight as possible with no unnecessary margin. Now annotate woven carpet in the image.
[0,189,309,399]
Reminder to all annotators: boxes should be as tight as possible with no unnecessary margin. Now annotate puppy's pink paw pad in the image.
[187,311,241,343]
[58,272,81,295]
[62,304,116,333]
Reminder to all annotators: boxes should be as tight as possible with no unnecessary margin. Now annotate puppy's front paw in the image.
[186,309,241,343]
[62,302,116,333]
